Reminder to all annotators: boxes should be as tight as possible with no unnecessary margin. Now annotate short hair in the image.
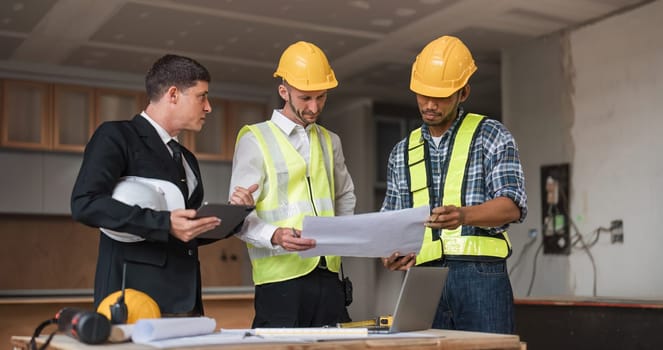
[145,54,211,102]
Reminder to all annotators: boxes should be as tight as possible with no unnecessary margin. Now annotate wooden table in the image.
[11,329,522,350]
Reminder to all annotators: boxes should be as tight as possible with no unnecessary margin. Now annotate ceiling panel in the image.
[0,0,58,33]
[90,3,376,64]
[197,59,275,87]
[0,35,25,60]
[451,27,531,56]
[180,0,457,34]
[62,46,161,75]
[62,45,276,89]
[344,62,411,90]
[0,0,653,108]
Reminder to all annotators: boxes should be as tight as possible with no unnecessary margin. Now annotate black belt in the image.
[318,256,327,269]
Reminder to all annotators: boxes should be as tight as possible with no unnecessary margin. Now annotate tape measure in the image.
[338,315,392,328]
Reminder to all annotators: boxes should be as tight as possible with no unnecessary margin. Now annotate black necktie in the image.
[167,139,188,198]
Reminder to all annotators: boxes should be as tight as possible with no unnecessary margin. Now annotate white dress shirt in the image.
[229,109,356,249]
[141,111,197,198]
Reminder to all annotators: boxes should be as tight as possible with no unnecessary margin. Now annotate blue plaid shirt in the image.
[381,108,527,235]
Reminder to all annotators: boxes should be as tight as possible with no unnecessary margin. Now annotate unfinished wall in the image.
[503,0,663,298]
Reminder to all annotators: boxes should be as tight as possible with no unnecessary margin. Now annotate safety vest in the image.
[237,121,340,285]
[408,113,512,264]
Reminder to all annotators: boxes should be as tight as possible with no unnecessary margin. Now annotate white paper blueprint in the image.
[298,205,429,258]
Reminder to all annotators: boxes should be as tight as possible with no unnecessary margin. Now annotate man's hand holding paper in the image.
[271,227,315,251]
[298,205,429,258]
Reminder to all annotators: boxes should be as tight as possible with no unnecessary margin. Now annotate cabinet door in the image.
[94,88,142,126]
[53,84,93,151]
[226,101,268,157]
[191,97,229,161]
[1,80,51,150]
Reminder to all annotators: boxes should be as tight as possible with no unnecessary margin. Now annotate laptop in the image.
[369,266,449,334]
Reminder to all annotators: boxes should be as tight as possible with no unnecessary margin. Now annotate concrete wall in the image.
[503,0,663,298]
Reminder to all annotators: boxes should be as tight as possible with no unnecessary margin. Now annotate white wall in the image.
[503,0,663,298]
[568,0,663,298]
[502,34,574,297]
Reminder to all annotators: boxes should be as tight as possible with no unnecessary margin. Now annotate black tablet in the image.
[195,202,255,239]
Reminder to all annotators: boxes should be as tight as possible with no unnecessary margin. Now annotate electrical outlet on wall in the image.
[610,220,624,243]
[540,163,571,255]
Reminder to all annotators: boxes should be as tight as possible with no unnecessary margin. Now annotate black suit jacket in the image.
[71,115,207,314]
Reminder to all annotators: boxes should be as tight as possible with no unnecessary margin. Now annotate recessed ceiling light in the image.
[371,18,393,27]
[227,37,238,44]
[179,31,188,37]
[395,8,416,17]
[12,3,24,11]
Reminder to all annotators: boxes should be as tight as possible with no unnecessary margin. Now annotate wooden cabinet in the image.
[0,80,145,152]
[94,88,144,126]
[182,99,267,161]
[227,100,268,140]
[53,84,94,152]
[185,97,230,161]
[0,78,266,161]
[1,80,51,149]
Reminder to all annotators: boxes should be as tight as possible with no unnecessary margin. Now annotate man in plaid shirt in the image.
[381,36,527,334]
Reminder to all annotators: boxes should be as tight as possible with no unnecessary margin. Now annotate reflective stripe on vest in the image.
[237,121,340,285]
[408,113,511,264]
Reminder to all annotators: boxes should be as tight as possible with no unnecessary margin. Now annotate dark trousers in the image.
[252,267,351,328]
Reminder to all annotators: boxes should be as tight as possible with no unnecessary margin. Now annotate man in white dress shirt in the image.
[229,41,356,327]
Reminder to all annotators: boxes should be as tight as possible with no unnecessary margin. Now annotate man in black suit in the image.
[71,54,255,316]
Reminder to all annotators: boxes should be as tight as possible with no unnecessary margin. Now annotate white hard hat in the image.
[100,176,185,242]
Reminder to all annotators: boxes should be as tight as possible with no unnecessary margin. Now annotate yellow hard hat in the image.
[97,288,161,324]
[273,41,338,91]
[410,36,477,98]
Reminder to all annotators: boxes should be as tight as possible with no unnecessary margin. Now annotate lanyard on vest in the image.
[407,113,511,264]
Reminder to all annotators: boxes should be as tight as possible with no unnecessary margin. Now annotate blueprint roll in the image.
[131,317,216,344]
